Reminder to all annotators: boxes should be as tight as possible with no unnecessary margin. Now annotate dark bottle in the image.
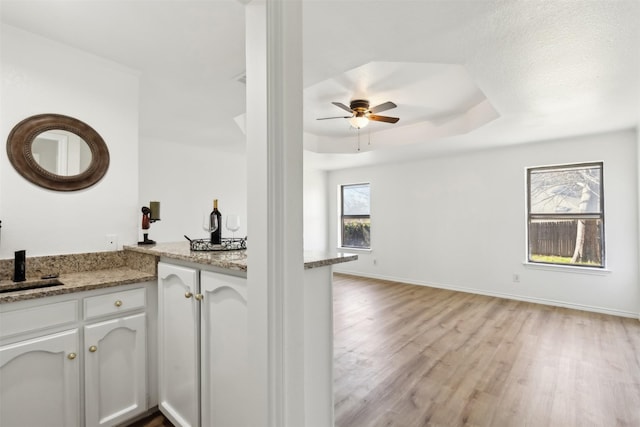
[14,250,26,282]
[210,199,222,244]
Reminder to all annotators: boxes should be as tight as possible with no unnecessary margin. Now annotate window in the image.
[527,162,604,267]
[341,183,371,249]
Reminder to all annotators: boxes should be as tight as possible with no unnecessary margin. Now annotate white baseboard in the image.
[334,269,640,320]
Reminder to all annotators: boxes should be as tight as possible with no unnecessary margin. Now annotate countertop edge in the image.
[303,253,359,269]
[124,244,247,271]
[124,242,358,270]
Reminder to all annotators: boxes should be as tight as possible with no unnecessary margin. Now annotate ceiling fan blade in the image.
[369,101,397,114]
[332,102,354,113]
[316,116,352,120]
[368,114,400,124]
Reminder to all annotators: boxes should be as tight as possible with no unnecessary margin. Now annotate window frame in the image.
[526,161,605,268]
[340,183,371,250]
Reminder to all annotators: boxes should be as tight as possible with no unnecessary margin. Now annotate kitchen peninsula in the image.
[127,241,357,427]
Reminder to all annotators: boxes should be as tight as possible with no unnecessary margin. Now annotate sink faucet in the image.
[14,250,26,282]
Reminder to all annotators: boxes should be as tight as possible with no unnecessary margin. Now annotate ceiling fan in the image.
[317,99,400,129]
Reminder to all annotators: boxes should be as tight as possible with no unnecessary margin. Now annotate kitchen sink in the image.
[0,279,64,294]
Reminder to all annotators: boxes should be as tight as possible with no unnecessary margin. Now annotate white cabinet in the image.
[157,262,248,427]
[157,262,199,427]
[0,282,155,427]
[200,270,248,427]
[84,313,147,427]
[83,287,149,427]
[0,328,81,427]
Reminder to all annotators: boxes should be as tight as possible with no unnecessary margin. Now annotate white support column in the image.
[637,124,640,321]
[245,1,305,426]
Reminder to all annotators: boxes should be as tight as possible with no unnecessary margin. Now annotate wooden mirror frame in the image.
[6,114,109,191]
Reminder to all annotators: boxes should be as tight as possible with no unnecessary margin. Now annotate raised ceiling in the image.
[1,0,638,170]
[304,61,499,153]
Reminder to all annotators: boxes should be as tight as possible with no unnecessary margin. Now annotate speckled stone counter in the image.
[0,250,157,303]
[0,243,357,303]
[124,241,358,271]
[302,251,359,269]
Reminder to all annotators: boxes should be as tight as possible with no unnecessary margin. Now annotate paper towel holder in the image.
[138,201,160,245]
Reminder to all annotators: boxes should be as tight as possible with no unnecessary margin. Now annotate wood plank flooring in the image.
[125,411,174,427]
[128,273,640,426]
[333,273,640,427]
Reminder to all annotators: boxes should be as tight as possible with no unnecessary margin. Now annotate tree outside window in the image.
[341,183,370,249]
[527,162,604,267]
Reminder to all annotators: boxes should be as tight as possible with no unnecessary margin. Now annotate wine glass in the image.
[203,211,219,243]
[226,214,241,242]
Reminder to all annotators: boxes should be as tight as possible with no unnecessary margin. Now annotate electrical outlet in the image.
[373,259,378,266]
[512,273,520,283]
[106,234,118,251]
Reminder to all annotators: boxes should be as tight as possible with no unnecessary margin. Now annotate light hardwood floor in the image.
[130,273,640,427]
[333,273,640,427]
[125,411,174,427]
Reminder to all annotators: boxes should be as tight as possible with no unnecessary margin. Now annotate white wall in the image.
[138,138,330,250]
[0,25,324,256]
[138,137,247,243]
[0,25,140,258]
[303,166,328,251]
[329,129,639,317]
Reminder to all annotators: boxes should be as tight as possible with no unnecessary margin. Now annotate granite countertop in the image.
[0,243,357,304]
[0,250,158,304]
[124,241,358,271]
[0,267,156,304]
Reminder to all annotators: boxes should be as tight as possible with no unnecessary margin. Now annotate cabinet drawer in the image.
[0,300,78,339]
[84,288,146,320]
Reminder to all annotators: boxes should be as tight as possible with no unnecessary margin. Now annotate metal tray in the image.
[189,237,247,251]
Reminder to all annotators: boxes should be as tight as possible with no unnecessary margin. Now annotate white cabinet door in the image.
[158,262,200,427]
[200,270,248,427]
[84,313,147,427]
[0,329,80,427]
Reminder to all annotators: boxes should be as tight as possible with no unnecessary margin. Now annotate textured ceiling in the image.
[1,0,639,170]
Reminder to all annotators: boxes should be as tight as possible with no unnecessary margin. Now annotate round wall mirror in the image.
[6,114,109,191]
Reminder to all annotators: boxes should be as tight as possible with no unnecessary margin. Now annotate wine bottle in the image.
[210,199,222,244]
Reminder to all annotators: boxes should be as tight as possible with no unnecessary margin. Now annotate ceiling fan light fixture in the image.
[317,99,398,128]
[348,116,369,129]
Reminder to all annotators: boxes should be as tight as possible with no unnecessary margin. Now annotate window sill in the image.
[522,262,611,276]
[338,247,372,253]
